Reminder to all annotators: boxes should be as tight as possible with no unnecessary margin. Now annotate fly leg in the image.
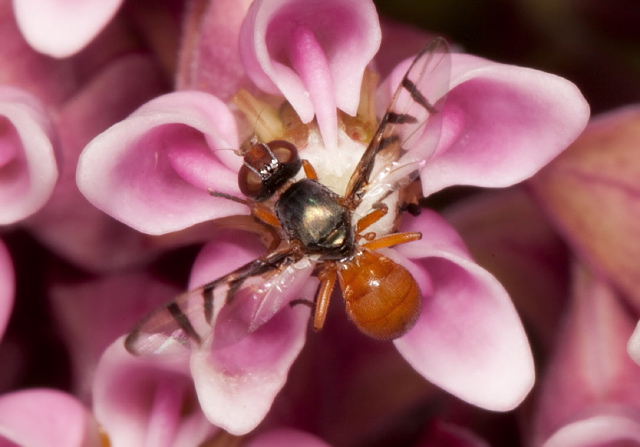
[312,263,338,331]
[356,203,421,250]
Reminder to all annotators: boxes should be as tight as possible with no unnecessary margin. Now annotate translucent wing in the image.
[125,248,308,356]
[124,285,218,356]
[345,37,451,204]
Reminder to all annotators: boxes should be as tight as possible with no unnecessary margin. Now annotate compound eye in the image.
[267,140,299,165]
[238,140,302,201]
[238,164,263,199]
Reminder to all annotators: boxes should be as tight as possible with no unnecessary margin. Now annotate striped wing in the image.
[345,37,451,203]
[125,249,309,356]
[124,285,218,356]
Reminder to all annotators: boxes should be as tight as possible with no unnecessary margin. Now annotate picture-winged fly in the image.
[125,37,451,354]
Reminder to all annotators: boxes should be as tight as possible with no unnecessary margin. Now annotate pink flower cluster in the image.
[4,0,638,445]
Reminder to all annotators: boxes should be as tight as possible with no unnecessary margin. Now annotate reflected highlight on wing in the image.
[346,37,451,204]
[125,247,307,356]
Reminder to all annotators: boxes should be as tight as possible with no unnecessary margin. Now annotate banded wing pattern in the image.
[125,38,451,356]
[125,248,309,356]
[346,37,451,204]
[124,285,217,356]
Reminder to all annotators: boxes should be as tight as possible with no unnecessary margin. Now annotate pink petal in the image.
[0,389,97,447]
[77,91,245,235]
[248,428,330,447]
[13,0,123,58]
[187,236,316,435]
[383,53,589,196]
[0,239,13,341]
[191,298,312,435]
[93,339,217,447]
[393,210,534,411]
[529,106,640,314]
[542,413,640,447]
[239,0,380,148]
[0,86,58,224]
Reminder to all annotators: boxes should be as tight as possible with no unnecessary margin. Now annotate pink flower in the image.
[530,105,640,315]
[529,108,640,433]
[444,179,640,444]
[76,0,589,435]
[12,0,124,58]
[531,264,640,446]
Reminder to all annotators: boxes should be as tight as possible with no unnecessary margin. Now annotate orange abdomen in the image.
[338,250,421,340]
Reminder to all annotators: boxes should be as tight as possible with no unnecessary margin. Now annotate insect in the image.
[125,37,451,355]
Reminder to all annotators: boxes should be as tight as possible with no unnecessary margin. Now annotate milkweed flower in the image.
[513,105,640,445]
[530,105,640,315]
[529,106,640,396]
[77,0,589,435]
[531,264,640,446]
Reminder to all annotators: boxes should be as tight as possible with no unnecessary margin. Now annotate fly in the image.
[125,37,451,354]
